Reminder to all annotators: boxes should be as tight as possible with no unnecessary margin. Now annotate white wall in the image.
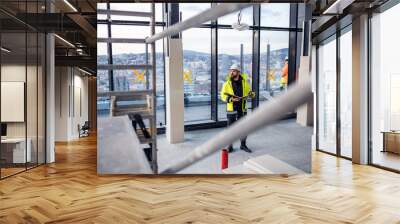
[1,63,46,164]
[55,67,89,141]
[1,65,32,138]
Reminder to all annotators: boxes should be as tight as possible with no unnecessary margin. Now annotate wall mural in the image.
[96,3,312,175]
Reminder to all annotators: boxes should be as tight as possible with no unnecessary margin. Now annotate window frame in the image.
[315,24,353,161]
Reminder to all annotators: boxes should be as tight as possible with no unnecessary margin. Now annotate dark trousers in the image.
[227,111,247,148]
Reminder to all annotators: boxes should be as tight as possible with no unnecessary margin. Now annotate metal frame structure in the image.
[149,3,158,173]
[97,3,158,173]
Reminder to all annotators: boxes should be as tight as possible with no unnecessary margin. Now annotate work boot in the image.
[240,145,252,153]
[228,146,234,153]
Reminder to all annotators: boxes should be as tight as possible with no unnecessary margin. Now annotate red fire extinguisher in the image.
[221,149,228,169]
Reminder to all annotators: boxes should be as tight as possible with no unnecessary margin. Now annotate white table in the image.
[1,138,31,163]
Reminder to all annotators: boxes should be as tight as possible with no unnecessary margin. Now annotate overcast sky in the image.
[98,3,291,55]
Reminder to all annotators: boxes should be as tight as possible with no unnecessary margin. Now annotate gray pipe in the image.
[145,3,254,43]
[161,77,313,174]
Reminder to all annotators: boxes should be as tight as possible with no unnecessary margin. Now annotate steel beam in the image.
[55,56,96,68]
[97,9,152,17]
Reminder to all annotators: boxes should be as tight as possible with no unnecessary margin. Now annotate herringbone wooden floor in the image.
[1,135,400,224]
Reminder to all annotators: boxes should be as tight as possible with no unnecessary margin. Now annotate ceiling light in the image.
[63,0,78,12]
[1,47,11,53]
[232,22,249,31]
[54,34,75,48]
[232,10,249,31]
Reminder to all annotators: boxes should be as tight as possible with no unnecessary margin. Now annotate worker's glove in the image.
[249,91,256,98]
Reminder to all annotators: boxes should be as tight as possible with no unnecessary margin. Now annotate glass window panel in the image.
[218,29,253,120]
[317,37,337,155]
[111,25,150,39]
[371,4,400,171]
[260,4,290,28]
[97,43,107,64]
[110,3,149,11]
[155,3,164,22]
[180,3,211,24]
[339,29,352,158]
[113,69,151,92]
[97,3,106,19]
[97,14,107,20]
[98,3,107,9]
[259,31,289,100]
[97,24,108,38]
[110,15,149,22]
[108,3,163,22]
[155,27,165,127]
[27,31,38,169]
[182,28,211,123]
[111,43,146,65]
[97,70,109,92]
[110,3,150,22]
[97,21,110,119]
[218,4,253,26]
[1,31,28,177]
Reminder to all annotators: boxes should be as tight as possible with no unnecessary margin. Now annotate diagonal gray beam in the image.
[145,3,254,43]
[323,0,355,14]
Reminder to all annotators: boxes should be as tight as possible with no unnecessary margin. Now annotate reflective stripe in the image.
[226,111,237,115]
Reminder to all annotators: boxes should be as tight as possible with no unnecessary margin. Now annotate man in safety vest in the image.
[220,64,255,153]
[280,57,289,91]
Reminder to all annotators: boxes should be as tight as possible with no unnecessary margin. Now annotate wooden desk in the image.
[382,131,400,154]
[1,138,32,165]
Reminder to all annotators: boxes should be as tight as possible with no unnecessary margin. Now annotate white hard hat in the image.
[285,57,289,61]
[229,64,240,71]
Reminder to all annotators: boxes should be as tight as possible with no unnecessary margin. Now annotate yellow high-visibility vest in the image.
[220,73,251,112]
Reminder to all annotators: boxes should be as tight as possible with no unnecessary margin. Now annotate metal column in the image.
[150,3,158,174]
[211,6,218,121]
[252,4,261,108]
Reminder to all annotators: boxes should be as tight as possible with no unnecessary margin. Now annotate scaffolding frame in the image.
[97,3,158,173]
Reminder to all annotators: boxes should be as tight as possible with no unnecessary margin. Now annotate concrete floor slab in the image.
[158,119,313,174]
